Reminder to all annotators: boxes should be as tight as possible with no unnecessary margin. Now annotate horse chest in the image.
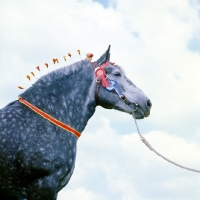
[55,138,77,190]
[56,162,76,191]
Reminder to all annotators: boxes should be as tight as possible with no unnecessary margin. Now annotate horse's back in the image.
[0,100,26,198]
[0,100,21,152]
[0,100,23,151]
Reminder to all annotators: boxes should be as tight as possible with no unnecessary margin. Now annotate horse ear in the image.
[96,45,111,66]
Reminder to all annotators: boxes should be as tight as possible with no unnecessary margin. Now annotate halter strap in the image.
[92,61,110,105]
[18,97,81,138]
[92,62,132,106]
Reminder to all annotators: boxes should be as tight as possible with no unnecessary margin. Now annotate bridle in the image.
[91,62,200,173]
[91,61,138,111]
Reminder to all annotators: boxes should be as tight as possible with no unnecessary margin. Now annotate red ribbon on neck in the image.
[18,97,81,138]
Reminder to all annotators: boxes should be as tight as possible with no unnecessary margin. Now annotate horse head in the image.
[93,45,152,119]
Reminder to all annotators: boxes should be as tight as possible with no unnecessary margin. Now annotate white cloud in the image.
[58,117,200,200]
[58,187,99,200]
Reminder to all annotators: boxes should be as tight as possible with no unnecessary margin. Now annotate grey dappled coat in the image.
[0,46,151,200]
[0,60,96,200]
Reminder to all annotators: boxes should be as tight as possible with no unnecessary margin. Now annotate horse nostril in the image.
[147,100,152,108]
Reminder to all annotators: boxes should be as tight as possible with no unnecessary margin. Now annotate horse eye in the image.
[114,72,121,77]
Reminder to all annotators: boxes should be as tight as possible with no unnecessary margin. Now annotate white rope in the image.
[131,111,200,173]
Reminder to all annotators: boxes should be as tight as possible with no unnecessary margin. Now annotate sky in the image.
[1,0,200,199]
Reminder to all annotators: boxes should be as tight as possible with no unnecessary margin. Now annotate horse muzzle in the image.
[125,99,152,118]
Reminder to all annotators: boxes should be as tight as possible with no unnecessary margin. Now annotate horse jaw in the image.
[111,94,151,119]
[98,91,151,119]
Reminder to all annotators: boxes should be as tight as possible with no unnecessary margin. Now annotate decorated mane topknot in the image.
[18,49,94,90]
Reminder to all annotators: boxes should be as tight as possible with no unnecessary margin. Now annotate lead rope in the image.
[128,106,200,173]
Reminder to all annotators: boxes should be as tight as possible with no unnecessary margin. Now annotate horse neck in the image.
[21,60,97,133]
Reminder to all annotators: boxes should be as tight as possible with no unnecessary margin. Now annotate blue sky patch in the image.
[187,37,200,52]
[132,31,139,38]
[93,0,109,8]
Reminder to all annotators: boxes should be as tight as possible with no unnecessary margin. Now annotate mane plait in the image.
[18,49,94,90]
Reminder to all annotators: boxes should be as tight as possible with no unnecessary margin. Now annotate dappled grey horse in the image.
[0,46,152,200]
